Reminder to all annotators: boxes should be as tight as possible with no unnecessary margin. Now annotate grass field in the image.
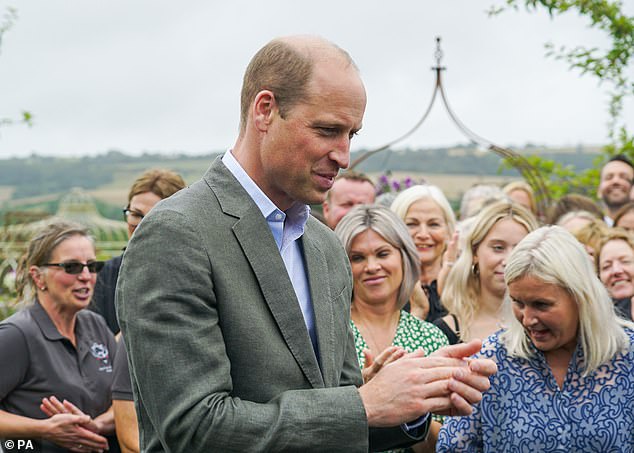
[0,187,14,203]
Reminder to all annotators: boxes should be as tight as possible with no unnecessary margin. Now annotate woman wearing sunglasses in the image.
[0,220,119,452]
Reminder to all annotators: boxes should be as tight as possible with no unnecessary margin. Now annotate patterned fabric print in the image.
[437,329,634,453]
[351,309,449,437]
[351,310,449,368]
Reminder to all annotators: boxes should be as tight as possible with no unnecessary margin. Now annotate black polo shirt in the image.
[89,254,123,335]
[111,339,133,401]
[0,300,119,452]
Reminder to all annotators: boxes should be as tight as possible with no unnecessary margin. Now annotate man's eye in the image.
[318,127,337,136]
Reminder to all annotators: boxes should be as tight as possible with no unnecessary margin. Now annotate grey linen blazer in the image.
[116,158,420,452]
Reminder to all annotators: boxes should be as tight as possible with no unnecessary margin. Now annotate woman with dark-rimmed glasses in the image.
[0,220,119,453]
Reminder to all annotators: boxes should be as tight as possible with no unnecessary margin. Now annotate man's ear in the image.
[252,90,277,132]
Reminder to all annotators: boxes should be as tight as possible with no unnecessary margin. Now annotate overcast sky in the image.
[1,0,632,158]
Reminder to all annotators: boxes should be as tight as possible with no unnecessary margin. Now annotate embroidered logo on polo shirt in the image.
[90,343,113,372]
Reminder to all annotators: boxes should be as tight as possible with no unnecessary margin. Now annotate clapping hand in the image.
[358,339,497,427]
[362,346,406,383]
[40,396,109,452]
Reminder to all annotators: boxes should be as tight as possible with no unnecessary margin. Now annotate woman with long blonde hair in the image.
[436,201,538,343]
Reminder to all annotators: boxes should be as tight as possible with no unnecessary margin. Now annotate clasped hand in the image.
[40,396,109,452]
[359,339,497,427]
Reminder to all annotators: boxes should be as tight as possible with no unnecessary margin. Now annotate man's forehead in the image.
[602,160,634,178]
[333,178,374,191]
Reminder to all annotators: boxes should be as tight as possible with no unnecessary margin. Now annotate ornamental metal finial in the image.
[433,36,445,71]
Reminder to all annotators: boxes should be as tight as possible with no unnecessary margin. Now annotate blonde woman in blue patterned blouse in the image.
[335,205,449,452]
[438,225,634,452]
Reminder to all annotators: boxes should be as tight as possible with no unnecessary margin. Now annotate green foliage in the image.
[502,154,600,199]
[502,128,634,200]
[491,0,634,198]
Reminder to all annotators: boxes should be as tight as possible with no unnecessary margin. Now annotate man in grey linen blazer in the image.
[116,35,496,452]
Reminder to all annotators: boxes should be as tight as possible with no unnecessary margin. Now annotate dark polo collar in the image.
[30,299,67,342]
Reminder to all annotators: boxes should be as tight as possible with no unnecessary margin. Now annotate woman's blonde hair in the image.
[15,219,93,303]
[442,201,538,339]
[502,225,632,375]
[335,204,420,308]
[572,219,609,269]
[390,184,456,235]
[503,180,536,214]
[598,228,634,274]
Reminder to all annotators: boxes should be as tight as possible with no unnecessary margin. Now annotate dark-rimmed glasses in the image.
[123,208,145,226]
[42,261,105,275]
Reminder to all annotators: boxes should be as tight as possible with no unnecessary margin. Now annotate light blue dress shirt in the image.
[221,151,318,356]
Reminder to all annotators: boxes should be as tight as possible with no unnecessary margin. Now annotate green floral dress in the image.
[351,310,450,451]
[351,310,449,367]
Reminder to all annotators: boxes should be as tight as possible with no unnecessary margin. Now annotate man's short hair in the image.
[602,154,634,178]
[325,171,375,201]
[239,37,356,132]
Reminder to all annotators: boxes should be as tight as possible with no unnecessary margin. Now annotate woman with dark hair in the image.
[0,220,118,452]
[546,193,604,226]
[91,168,186,335]
[91,168,186,453]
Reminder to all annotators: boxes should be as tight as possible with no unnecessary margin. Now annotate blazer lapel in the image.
[206,159,325,389]
[302,232,337,387]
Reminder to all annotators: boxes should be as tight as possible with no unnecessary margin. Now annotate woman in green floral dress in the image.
[335,205,449,452]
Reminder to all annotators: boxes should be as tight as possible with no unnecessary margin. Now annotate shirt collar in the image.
[222,149,310,230]
[30,299,66,341]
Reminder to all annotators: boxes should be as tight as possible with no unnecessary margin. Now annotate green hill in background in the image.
[0,144,601,224]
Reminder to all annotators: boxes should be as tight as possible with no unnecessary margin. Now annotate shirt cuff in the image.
[400,412,431,440]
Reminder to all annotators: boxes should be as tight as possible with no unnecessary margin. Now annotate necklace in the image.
[353,307,400,355]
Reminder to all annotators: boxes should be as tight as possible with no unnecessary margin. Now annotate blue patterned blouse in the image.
[437,329,634,453]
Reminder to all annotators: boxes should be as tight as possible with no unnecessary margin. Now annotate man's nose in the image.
[329,139,350,169]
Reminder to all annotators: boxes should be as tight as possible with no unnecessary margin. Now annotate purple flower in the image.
[391,180,401,191]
